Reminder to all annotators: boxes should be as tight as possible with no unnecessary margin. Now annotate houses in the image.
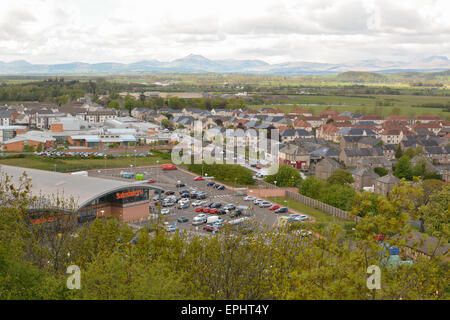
[288,109,313,118]
[423,146,450,165]
[0,109,17,126]
[380,128,412,145]
[293,120,313,131]
[352,168,379,190]
[339,147,384,167]
[413,122,442,135]
[86,109,117,123]
[374,174,400,195]
[315,157,342,180]
[280,129,314,143]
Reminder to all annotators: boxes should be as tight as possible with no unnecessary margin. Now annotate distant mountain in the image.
[0,55,449,75]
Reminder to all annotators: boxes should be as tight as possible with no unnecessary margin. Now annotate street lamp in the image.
[274,180,277,203]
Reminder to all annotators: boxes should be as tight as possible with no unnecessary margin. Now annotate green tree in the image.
[374,167,388,177]
[395,144,403,159]
[264,164,303,188]
[326,169,354,186]
[299,176,325,199]
[394,155,412,180]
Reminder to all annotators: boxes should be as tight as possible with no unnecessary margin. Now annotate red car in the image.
[194,176,203,181]
[195,206,204,212]
[269,205,280,210]
[202,207,210,213]
[203,225,219,232]
[161,164,177,170]
[375,234,385,241]
[147,179,155,183]
[256,166,262,169]
[209,208,218,214]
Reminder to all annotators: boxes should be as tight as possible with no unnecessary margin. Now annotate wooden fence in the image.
[256,180,362,223]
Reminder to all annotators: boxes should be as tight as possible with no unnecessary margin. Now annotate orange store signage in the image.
[116,190,143,199]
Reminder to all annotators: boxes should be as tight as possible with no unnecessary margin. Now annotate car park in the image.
[244,196,256,201]
[274,207,288,214]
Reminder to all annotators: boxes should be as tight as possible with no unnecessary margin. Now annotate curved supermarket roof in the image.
[0,165,162,209]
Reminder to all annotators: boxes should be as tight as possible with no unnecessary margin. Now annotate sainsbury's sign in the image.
[116,190,143,199]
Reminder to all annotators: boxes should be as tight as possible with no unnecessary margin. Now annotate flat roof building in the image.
[1,165,162,223]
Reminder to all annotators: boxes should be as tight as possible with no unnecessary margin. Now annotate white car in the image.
[259,201,272,208]
[253,199,264,205]
[192,200,204,206]
[192,214,207,225]
[244,196,256,201]
[178,198,190,204]
[160,208,170,215]
[290,214,309,221]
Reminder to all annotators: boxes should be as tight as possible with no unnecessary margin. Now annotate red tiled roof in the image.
[359,115,384,120]
[414,122,442,129]
[293,120,312,127]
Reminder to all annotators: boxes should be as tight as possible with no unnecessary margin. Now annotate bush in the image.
[187,163,254,185]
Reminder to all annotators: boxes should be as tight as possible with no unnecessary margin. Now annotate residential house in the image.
[352,168,379,190]
[315,157,342,180]
[374,174,400,195]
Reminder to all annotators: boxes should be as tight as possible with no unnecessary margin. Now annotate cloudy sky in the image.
[0,0,449,64]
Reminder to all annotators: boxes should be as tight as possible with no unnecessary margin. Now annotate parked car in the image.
[217,209,227,215]
[230,210,242,218]
[223,204,235,211]
[244,196,256,201]
[211,202,222,208]
[147,178,155,183]
[177,216,189,223]
[165,224,177,232]
[253,199,264,205]
[178,202,190,209]
[176,181,186,188]
[209,208,218,214]
[161,208,170,215]
[203,224,220,233]
[259,201,272,208]
[269,205,280,210]
[274,207,288,214]
[195,206,204,212]
[290,214,309,222]
[194,176,203,181]
[165,190,175,195]
[192,214,207,225]
[192,200,203,206]
[217,185,225,190]
[202,207,210,213]
[207,181,216,187]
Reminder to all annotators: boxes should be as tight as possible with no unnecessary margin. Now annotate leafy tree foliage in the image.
[264,164,303,188]
[326,169,354,185]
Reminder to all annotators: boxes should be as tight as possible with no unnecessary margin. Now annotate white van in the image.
[207,215,220,224]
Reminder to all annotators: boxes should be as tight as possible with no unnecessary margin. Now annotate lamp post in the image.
[104,155,107,169]
[274,180,277,203]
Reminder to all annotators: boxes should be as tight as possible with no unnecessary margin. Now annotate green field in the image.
[250,94,450,118]
[0,154,171,173]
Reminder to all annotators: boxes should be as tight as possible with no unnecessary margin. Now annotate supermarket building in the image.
[2,165,162,223]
